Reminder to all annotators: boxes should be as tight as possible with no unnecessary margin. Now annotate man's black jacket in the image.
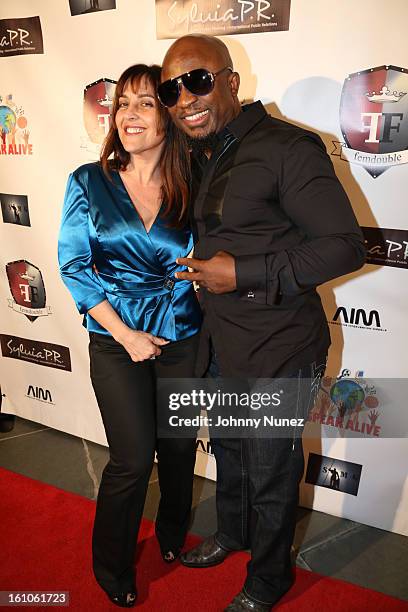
[191,101,366,378]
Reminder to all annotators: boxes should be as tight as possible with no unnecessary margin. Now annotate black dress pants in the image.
[89,332,199,594]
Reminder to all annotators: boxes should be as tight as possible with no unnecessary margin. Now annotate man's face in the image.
[161,44,238,140]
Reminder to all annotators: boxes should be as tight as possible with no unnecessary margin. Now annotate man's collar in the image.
[191,102,267,165]
[222,101,267,141]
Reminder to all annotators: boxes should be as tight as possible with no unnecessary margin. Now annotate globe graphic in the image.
[330,379,365,414]
[0,105,16,134]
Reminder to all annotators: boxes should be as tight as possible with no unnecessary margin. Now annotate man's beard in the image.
[186,131,219,156]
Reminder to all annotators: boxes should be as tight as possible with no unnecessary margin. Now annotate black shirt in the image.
[192,101,366,378]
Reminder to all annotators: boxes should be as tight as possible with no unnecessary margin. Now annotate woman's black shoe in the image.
[161,547,181,563]
[106,590,137,607]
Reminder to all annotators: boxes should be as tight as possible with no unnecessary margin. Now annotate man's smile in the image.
[182,109,210,126]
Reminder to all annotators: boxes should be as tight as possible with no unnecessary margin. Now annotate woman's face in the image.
[115,76,165,158]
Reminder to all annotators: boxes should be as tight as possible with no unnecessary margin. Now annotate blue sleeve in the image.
[58,172,107,314]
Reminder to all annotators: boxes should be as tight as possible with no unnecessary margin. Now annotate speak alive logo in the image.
[332,65,408,177]
[6,260,52,322]
[309,369,383,437]
[0,94,32,155]
[305,453,363,496]
[81,78,116,155]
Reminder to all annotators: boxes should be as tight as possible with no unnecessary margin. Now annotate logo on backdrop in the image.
[196,438,213,455]
[0,16,44,57]
[0,94,32,156]
[6,261,52,322]
[309,370,383,437]
[305,453,362,496]
[0,334,71,371]
[1,193,30,226]
[69,0,116,17]
[362,226,408,269]
[81,78,116,156]
[330,306,386,332]
[332,65,408,177]
[155,0,291,39]
[26,385,54,405]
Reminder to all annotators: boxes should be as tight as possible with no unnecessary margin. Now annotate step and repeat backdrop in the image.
[1,0,407,536]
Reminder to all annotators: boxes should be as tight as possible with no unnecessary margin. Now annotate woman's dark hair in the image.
[100,64,191,226]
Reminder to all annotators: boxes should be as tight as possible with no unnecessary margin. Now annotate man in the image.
[160,35,366,611]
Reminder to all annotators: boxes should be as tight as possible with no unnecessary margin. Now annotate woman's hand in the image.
[87,300,169,361]
[116,328,169,362]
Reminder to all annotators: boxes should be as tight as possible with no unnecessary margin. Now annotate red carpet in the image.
[0,467,406,611]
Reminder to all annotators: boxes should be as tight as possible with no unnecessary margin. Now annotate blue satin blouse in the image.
[58,162,201,341]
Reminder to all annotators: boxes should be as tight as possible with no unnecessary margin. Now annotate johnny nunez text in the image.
[168,415,305,429]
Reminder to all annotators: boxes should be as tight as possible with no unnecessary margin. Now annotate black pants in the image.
[208,355,326,606]
[89,332,199,594]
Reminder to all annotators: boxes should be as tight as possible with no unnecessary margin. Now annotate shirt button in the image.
[247,290,255,298]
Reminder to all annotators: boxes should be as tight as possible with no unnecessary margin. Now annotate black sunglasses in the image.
[158,66,233,108]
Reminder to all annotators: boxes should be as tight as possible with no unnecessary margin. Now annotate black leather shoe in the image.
[224,591,271,611]
[180,534,232,568]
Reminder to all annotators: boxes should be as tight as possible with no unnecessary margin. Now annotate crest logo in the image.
[81,78,116,155]
[0,94,31,155]
[332,65,408,177]
[6,260,51,322]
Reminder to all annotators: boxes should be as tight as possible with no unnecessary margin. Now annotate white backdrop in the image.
[1,0,407,536]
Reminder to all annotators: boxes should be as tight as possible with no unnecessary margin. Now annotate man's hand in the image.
[175,251,236,294]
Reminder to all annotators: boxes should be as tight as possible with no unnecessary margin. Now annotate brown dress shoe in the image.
[224,591,271,611]
[180,534,232,568]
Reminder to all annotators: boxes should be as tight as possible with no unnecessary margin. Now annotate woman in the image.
[58,64,201,607]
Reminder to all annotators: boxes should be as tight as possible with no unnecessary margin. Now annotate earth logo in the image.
[329,379,366,416]
[317,374,380,421]
[0,95,30,154]
[322,376,379,416]
[311,373,382,436]
[0,105,16,134]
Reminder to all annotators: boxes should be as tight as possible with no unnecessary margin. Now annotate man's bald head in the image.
[162,34,234,77]
[161,34,241,147]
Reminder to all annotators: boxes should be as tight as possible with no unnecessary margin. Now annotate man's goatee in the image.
[186,132,220,155]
